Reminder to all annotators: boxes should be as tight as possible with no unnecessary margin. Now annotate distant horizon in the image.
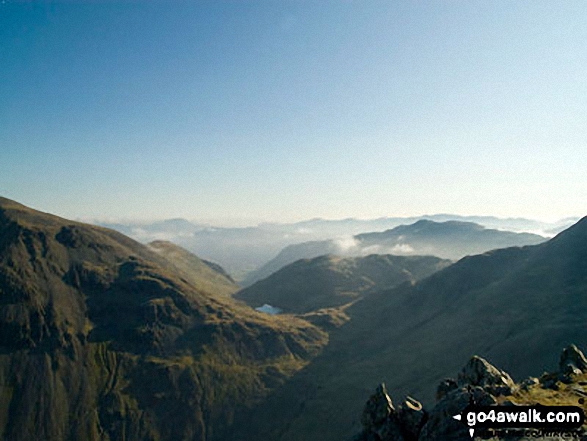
[2,2,586,226]
[79,213,586,230]
[2,194,578,229]
[83,212,580,229]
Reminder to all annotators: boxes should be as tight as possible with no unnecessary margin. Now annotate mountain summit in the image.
[236,254,451,313]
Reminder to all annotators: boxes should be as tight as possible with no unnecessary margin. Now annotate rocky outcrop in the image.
[398,396,427,440]
[355,345,587,440]
[457,356,515,395]
[361,384,395,431]
[560,344,587,376]
[538,344,587,390]
[418,384,497,441]
[355,385,426,441]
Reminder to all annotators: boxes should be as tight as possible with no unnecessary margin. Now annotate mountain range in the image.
[242,220,546,286]
[1,197,585,441]
[97,215,574,281]
[232,215,587,440]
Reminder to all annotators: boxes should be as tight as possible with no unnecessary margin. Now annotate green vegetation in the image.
[0,197,327,441]
[1,196,585,441]
[505,376,587,409]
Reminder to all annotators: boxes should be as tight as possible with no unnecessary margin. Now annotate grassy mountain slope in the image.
[0,197,327,441]
[243,220,546,286]
[235,254,451,313]
[233,216,587,441]
[147,240,238,297]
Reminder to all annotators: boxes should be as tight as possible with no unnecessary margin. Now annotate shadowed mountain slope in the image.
[235,254,451,313]
[233,216,587,441]
[0,197,327,441]
[243,220,546,286]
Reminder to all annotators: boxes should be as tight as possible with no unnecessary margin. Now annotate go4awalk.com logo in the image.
[453,405,585,438]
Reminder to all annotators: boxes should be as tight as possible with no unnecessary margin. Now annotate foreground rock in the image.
[356,385,425,441]
[355,345,587,440]
[560,344,587,377]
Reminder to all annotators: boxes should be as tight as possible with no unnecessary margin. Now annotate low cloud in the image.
[333,236,360,254]
[389,243,415,254]
[360,243,414,256]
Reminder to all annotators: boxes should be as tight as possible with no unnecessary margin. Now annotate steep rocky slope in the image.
[0,197,327,441]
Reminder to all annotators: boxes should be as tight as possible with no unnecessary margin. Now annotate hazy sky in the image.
[1,1,586,225]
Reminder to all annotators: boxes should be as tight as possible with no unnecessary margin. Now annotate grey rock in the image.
[436,378,458,401]
[359,388,427,441]
[519,377,539,391]
[458,355,515,395]
[355,346,587,440]
[397,396,426,441]
[361,383,395,431]
[378,417,405,441]
[559,344,587,376]
[540,372,560,390]
[418,385,494,441]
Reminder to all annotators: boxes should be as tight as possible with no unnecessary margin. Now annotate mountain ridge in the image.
[235,253,451,313]
[243,219,546,286]
[0,196,328,441]
[97,213,573,280]
[147,240,239,298]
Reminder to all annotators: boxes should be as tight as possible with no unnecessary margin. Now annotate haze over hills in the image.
[0,197,327,441]
[233,215,587,441]
[97,215,572,282]
[235,254,451,314]
[243,220,547,286]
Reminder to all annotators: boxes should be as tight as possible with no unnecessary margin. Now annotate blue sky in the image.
[1,1,586,225]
